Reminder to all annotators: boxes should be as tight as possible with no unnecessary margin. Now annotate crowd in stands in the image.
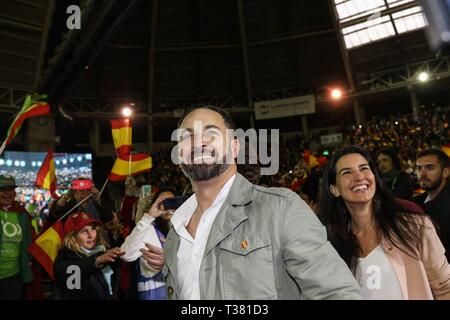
[2,105,450,300]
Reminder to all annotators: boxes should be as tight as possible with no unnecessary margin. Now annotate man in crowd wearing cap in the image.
[47,177,114,227]
[414,148,450,260]
[0,174,33,299]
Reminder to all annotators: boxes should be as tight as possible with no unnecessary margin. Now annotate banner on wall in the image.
[254,95,315,120]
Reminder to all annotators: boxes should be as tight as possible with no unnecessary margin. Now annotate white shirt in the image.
[356,245,404,300]
[120,214,162,277]
[171,174,236,300]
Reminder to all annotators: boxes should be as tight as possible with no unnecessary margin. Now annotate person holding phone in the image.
[142,106,363,300]
[46,177,114,228]
[120,189,176,300]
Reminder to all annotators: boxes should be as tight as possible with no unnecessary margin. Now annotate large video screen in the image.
[0,151,92,215]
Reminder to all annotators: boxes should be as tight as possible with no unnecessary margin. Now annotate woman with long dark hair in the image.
[318,145,450,299]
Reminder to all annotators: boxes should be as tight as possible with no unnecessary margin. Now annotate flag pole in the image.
[128,153,132,177]
[98,176,109,198]
[58,193,93,221]
[0,140,7,157]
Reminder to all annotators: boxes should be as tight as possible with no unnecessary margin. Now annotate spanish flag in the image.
[35,149,58,198]
[111,118,132,156]
[109,152,152,181]
[442,144,450,158]
[28,220,64,280]
[5,94,51,145]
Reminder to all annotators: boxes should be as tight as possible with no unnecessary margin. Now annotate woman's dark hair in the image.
[376,148,401,171]
[318,145,422,273]
[152,188,176,237]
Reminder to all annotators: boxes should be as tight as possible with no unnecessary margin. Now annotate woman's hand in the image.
[95,247,125,268]
[146,193,175,219]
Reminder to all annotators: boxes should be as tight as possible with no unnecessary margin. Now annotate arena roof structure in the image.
[1,0,449,152]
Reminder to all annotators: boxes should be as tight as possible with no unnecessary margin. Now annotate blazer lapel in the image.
[382,239,409,300]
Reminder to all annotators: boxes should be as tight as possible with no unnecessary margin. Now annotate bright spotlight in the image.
[69,158,74,163]
[418,72,429,82]
[37,161,42,167]
[14,160,20,167]
[20,161,25,167]
[6,160,12,167]
[331,88,343,100]
[31,161,36,167]
[77,156,83,162]
[122,107,133,117]
[0,159,4,166]
[62,159,67,165]
[55,160,60,165]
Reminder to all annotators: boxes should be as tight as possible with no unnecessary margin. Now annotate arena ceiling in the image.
[1,0,449,149]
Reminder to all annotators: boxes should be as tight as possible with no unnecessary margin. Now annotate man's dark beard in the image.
[421,175,444,192]
[181,155,230,181]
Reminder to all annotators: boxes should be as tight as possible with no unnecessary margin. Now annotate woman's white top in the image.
[355,245,404,300]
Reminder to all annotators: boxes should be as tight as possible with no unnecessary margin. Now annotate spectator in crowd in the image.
[46,178,114,227]
[319,145,450,299]
[414,149,450,261]
[144,106,363,300]
[53,212,124,300]
[121,190,175,300]
[0,174,33,299]
[376,148,415,200]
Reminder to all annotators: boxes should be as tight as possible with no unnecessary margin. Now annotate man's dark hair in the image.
[416,148,450,168]
[376,148,401,170]
[177,105,236,130]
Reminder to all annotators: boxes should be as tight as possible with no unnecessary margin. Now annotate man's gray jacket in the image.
[162,173,363,299]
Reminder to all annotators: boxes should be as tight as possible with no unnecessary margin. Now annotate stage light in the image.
[358,125,363,129]
[122,106,133,117]
[37,161,42,167]
[6,160,12,167]
[31,161,36,167]
[77,156,83,162]
[0,159,4,166]
[62,159,67,165]
[418,72,429,82]
[331,88,343,100]
[289,170,293,174]
[20,161,25,167]
[55,160,60,165]
[395,121,399,125]
[69,158,74,163]
[85,154,92,160]
[14,160,20,167]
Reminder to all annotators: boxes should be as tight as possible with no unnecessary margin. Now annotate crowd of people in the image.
[1,105,450,300]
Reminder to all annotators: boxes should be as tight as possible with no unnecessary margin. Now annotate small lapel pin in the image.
[241,240,248,249]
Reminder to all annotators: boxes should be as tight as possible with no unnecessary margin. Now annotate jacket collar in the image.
[203,173,253,256]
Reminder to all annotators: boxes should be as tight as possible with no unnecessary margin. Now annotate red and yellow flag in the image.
[442,144,450,158]
[109,152,152,181]
[5,94,51,145]
[111,119,132,156]
[35,149,58,198]
[28,220,64,280]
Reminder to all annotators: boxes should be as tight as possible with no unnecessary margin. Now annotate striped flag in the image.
[28,220,64,280]
[35,149,58,198]
[111,118,132,156]
[442,144,450,158]
[109,152,152,181]
[4,94,51,146]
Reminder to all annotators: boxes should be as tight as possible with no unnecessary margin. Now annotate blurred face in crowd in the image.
[330,153,376,205]
[0,187,16,207]
[376,153,394,174]
[73,189,91,202]
[177,108,239,181]
[416,155,449,192]
[75,224,97,250]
